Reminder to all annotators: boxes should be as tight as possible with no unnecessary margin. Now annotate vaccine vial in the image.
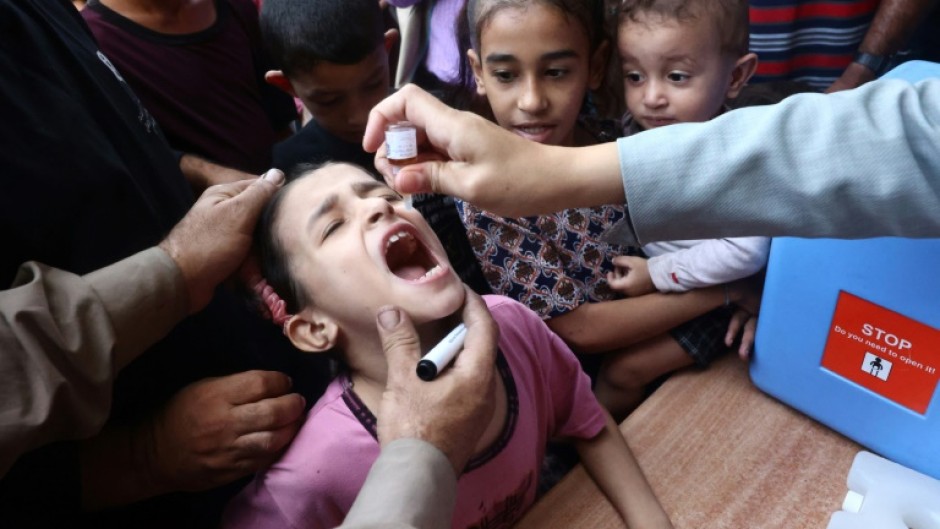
[385,121,418,209]
[385,121,418,167]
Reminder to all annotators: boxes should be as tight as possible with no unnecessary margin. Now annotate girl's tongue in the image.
[386,231,436,281]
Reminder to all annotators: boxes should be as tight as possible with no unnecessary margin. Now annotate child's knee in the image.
[599,356,655,391]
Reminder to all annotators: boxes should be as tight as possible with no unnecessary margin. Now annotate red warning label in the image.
[821,291,940,414]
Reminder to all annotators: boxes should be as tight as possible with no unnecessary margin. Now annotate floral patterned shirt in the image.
[456,201,641,319]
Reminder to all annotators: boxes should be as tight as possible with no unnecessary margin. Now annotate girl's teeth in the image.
[386,231,411,249]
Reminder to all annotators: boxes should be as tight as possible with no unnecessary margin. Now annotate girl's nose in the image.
[518,77,548,114]
[364,196,395,225]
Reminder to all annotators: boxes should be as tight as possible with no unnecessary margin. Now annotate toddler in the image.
[221,162,672,529]
[604,0,770,384]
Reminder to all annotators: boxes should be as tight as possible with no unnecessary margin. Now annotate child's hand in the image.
[725,272,764,315]
[606,255,654,296]
[724,272,765,360]
[725,308,758,360]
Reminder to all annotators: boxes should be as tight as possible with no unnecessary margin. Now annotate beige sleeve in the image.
[340,439,458,529]
[0,247,186,477]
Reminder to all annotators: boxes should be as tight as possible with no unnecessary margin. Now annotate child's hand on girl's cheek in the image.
[606,255,654,297]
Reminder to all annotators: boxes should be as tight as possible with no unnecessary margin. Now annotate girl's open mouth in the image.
[383,228,444,282]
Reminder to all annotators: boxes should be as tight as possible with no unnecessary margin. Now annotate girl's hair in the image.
[449,0,609,112]
[467,0,606,55]
[255,163,331,316]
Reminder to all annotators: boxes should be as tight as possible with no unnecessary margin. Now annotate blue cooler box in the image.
[749,61,940,479]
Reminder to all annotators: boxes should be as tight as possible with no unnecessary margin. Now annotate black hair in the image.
[449,0,609,112]
[255,162,333,315]
[618,0,750,56]
[467,0,606,54]
[260,0,385,77]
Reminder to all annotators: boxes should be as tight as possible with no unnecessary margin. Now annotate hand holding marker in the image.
[416,323,468,381]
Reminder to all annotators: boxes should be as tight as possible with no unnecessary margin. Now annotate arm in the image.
[828,0,937,92]
[547,286,731,354]
[80,174,304,509]
[365,81,940,240]
[179,153,255,193]
[80,370,304,510]
[0,248,184,478]
[619,79,940,242]
[365,85,624,217]
[0,173,287,483]
[341,439,456,529]
[341,289,498,529]
[645,237,770,293]
[575,413,673,529]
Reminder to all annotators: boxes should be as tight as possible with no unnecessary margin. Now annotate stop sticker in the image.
[821,291,940,414]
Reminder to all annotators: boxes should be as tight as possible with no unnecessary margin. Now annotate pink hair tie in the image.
[239,259,294,335]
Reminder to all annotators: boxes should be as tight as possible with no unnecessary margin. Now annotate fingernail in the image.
[377,307,401,329]
[261,168,285,185]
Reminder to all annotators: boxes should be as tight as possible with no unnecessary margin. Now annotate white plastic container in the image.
[828,451,940,529]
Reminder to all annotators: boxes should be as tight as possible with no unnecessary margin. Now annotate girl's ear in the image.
[468,49,487,96]
[588,40,611,91]
[284,311,339,353]
[726,52,758,99]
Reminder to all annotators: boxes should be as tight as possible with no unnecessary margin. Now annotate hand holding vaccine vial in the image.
[385,122,417,210]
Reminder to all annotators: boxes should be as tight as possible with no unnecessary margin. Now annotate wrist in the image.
[157,240,196,314]
[550,142,623,213]
[79,421,167,511]
[853,52,892,76]
[157,237,216,314]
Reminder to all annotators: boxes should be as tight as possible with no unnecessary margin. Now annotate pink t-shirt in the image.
[221,295,606,529]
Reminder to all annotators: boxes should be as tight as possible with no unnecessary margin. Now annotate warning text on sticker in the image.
[824,291,940,414]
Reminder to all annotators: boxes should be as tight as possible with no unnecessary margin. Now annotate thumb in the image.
[234,168,285,206]
[396,160,463,197]
[376,306,422,379]
[221,169,286,226]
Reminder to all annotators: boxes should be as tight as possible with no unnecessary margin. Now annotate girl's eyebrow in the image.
[541,49,579,61]
[306,180,389,232]
[485,52,518,63]
[351,180,387,195]
[485,49,580,64]
[307,194,339,233]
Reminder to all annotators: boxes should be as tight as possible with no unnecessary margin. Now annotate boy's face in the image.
[277,165,465,334]
[283,45,390,144]
[469,5,607,147]
[618,14,742,130]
